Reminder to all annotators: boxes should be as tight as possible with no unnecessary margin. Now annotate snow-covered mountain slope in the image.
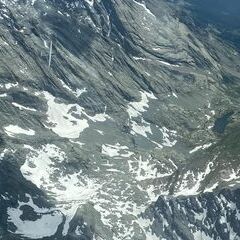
[0,0,240,239]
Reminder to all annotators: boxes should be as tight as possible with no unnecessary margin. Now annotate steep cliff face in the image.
[143,188,240,240]
[0,0,240,239]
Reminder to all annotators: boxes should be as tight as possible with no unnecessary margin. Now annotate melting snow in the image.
[20,144,100,236]
[58,78,87,98]
[131,119,152,137]
[127,91,156,119]
[43,92,110,138]
[4,125,35,137]
[7,194,63,239]
[102,143,134,158]
[175,162,213,196]
[43,92,89,138]
[189,143,212,154]
[12,102,36,112]
[133,0,155,18]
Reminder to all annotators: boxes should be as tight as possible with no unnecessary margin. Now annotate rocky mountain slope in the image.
[0,0,240,239]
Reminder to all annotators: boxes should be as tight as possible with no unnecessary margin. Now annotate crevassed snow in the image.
[7,194,63,239]
[4,125,35,137]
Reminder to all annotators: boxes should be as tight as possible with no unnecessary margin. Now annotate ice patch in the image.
[7,194,63,239]
[189,143,212,154]
[131,119,152,137]
[172,92,178,98]
[43,92,89,138]
[43,92,110,138]
[58,78,87,98]
[102,143,133,158]
[204,182,218,193]
[222,169,239,182]
[20,144,100,236]
[0,82,18,89]
[12,102,36,112]
[4,125,35,137]
[160,127,177,147]
[127,91,156,119]
[175,162,213,196]
[133,0,155,18]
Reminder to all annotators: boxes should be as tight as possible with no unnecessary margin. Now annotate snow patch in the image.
[7,194,63,239]
[4,125,35,137]
[12,102,36,112]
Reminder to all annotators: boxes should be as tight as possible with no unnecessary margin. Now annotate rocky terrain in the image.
[0,0,240,239]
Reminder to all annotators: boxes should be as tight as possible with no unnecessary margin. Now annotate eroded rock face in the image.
[0,0,240,239]
[143,188,240,240]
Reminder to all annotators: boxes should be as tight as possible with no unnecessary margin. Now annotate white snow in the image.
[192,230,212,240]
[222,169,239,182]
[157,59,179,67]
[102,143,133,158]
[43,92,89,138]
[133,56,149,61]
[0,82,18,89]
[20,144,100,236]
[133,0,155,18]
[204,182,218,193]
[7,194,63,239]
[160,127,177,147]
[127,91,156,119]
[43,91,110,138]
[4,125,35,137]
[172,92,178,98]
[132,155,172,181]
[12,102,36,112]
[43,40,48,48]
[189,146,202,154]
[175,162,213,196]
[189,143,212,154]
[131,119,152,137]
[58,78,87,97]
[85,0,94,7]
